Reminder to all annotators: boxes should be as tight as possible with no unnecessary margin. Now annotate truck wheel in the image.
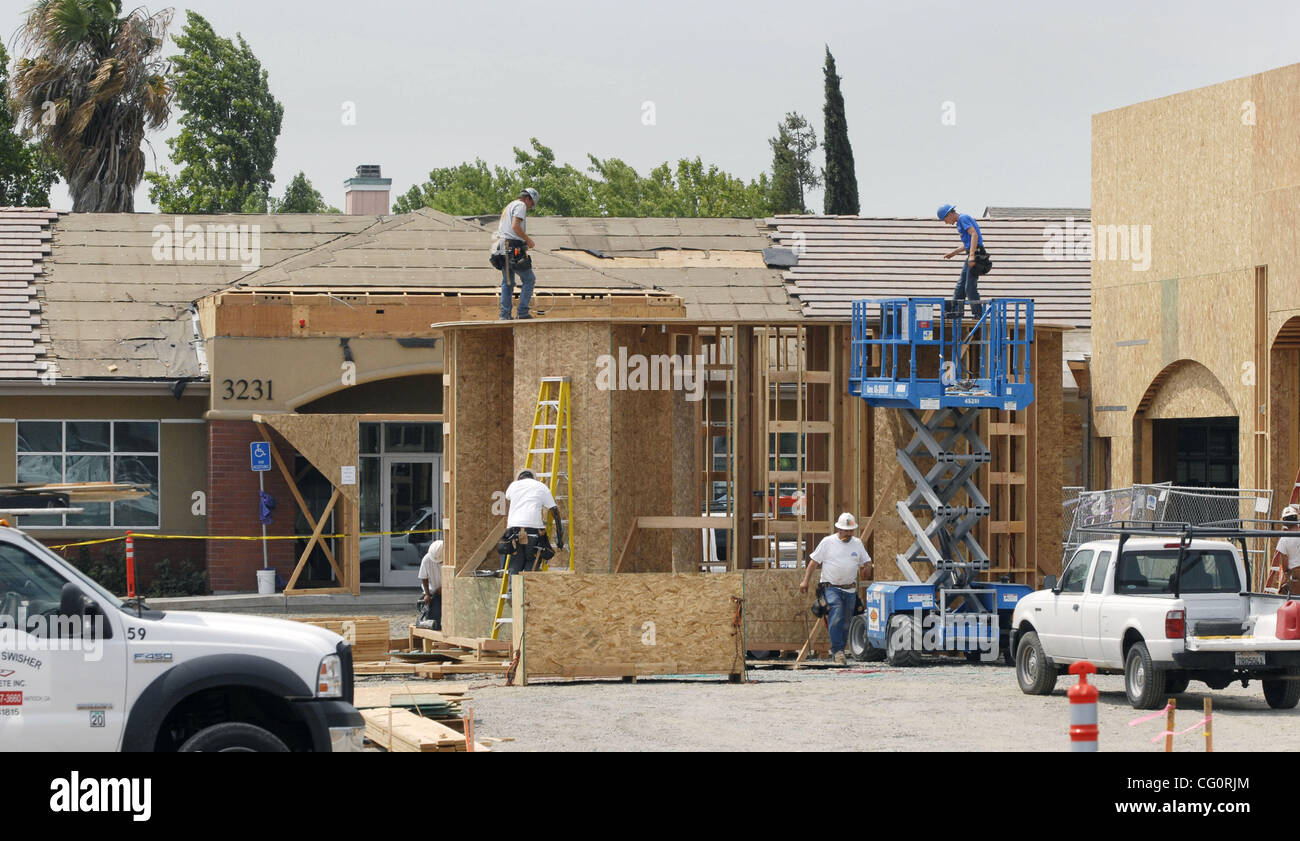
[1165,673,1190,695]
[1263,669,1300,710]
[849,615,886,662]
[179,722,290,753]
[1124,642,1167,710]
[1015,631,1057,695]
[885,614,921,667]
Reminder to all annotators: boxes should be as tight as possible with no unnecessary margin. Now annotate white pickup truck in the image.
[1011,536,1300,709]
[0,523,364,751]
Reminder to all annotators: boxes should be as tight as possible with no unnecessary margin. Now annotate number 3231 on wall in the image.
[221,379,273,400]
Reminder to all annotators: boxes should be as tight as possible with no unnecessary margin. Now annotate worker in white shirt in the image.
[800,512,872,664]
[500,469,565,576]
[417,539,444,629]
[1277,506,1300,595]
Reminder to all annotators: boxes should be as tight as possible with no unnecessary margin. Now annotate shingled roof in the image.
[766,215,1091,328]
[0,208,57,379]
[18,209,798,382]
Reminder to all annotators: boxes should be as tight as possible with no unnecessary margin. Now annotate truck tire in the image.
[849,615,886,662]
[179,722,291,753]
[1124,642,1167,710]
[1015,631,1057,695]
[885,614,921,667]
[1165,673,1190,695]
[1263,669,1300,710]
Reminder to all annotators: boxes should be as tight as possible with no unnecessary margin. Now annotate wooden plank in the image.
[409,625,511,652]
[636,516,719,529]
[361,708,486,752]
[612,519,639,575]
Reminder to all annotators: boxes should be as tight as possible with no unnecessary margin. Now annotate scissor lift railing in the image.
[850,297,1036,587]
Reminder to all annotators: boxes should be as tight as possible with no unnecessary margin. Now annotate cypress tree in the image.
[822,47,860,215]
[768,125,802,214]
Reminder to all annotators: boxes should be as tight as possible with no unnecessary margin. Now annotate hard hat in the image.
[937,203,956,220]
[834,512,858,531]
[522,187,539,203]
[1283,505,1299,522]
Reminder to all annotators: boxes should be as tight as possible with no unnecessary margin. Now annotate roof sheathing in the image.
[0,208,58,380]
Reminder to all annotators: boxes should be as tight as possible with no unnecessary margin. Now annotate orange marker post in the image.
[125,530,135,599]
[1068,661,1099,752]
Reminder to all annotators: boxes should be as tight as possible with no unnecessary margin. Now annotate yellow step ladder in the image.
[491,377,575,640]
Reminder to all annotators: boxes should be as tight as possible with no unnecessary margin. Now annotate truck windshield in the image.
[11,530,125,610]
[1115,549,1240,595]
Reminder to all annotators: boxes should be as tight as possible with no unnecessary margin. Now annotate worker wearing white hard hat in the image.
[1278,506,1300,596]
[800,512,873,664]
[493,187,541,320]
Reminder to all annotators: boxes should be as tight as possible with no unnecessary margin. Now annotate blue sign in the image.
[250,441,272,472]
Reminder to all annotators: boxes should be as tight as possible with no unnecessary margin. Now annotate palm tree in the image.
[11,0,172,211]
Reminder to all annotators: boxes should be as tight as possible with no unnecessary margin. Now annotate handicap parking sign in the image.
[250,441,272,472]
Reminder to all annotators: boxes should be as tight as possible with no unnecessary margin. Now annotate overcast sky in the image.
[15,0,1300,215]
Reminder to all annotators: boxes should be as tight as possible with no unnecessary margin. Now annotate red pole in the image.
[1068,661,1099,752]
[125,531,135,599]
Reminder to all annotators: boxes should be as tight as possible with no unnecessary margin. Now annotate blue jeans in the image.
[951,262,983,318]
[824,586,856,654]
[500,263,536,319]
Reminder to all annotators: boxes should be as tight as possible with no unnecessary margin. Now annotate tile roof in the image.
[766,215,1091,328]
[0,208,57,379]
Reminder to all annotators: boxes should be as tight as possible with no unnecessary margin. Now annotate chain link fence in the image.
[1063,484,1275,588]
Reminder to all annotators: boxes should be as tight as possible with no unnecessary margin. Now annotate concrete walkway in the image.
[149,588,418,613]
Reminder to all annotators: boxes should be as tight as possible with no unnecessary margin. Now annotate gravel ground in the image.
[256,608,1300,752]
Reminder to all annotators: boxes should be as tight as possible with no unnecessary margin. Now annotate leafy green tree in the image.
[145,11,284,213]
[273,171,339,213]
[769,112,818,214]
[392,159,517,215]
[11,0,171,212]
[397,140,770,218]
[822,47,859,215]
[0,42,58,206]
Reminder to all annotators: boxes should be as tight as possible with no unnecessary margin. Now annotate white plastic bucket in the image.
[256,568,276,595]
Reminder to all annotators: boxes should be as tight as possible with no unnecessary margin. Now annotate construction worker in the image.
[500,469,565,576]
[495,187,540,320]
[938,203,989,320]
[1277,506,1300,595]
[417,539,444,630]
[799,512,872,664]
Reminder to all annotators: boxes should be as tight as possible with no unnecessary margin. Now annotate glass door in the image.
[381,456,439,587]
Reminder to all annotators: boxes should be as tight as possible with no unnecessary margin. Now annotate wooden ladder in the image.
[491,377,575,640]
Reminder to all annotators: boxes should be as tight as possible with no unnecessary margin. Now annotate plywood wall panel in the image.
[512,322,613,571]
[451,329,514,572]
[514,572,745,683]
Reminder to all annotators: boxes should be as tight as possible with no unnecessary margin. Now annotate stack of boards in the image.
[354,685,494,752]
[290,616,390,663]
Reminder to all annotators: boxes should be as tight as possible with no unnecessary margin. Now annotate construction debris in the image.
[361,708,492,752]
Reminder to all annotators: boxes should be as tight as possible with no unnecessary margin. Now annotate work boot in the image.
[833,651,847,665]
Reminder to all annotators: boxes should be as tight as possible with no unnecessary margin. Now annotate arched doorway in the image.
[1134,360,1240,489]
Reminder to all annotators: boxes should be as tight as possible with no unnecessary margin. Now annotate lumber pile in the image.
[361,708,491,752]
[290,616,389,663]
[402,625,512,677]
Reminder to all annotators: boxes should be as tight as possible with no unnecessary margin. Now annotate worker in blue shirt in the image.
[938,204,986,319]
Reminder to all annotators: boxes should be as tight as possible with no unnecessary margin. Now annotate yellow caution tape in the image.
[49,528,441,550]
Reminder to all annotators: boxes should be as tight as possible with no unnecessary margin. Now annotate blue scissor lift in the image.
[848,298,1035,664]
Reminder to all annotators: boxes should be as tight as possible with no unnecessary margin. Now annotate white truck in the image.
[1011,533,1300,709]
[0,522,364,751]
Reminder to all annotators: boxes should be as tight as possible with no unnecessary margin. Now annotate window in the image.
[1059,549,1093,593]
[16,420,160,528]
[0,543,69,628]
[1089,551,1112,594]
[1115,549,1241,594]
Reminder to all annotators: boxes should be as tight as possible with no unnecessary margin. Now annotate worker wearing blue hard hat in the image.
[938,204,991,319]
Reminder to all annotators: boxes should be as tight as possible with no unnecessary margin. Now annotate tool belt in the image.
[498,526,554,568]
[491,239,531,273]
[971,245,993,276]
